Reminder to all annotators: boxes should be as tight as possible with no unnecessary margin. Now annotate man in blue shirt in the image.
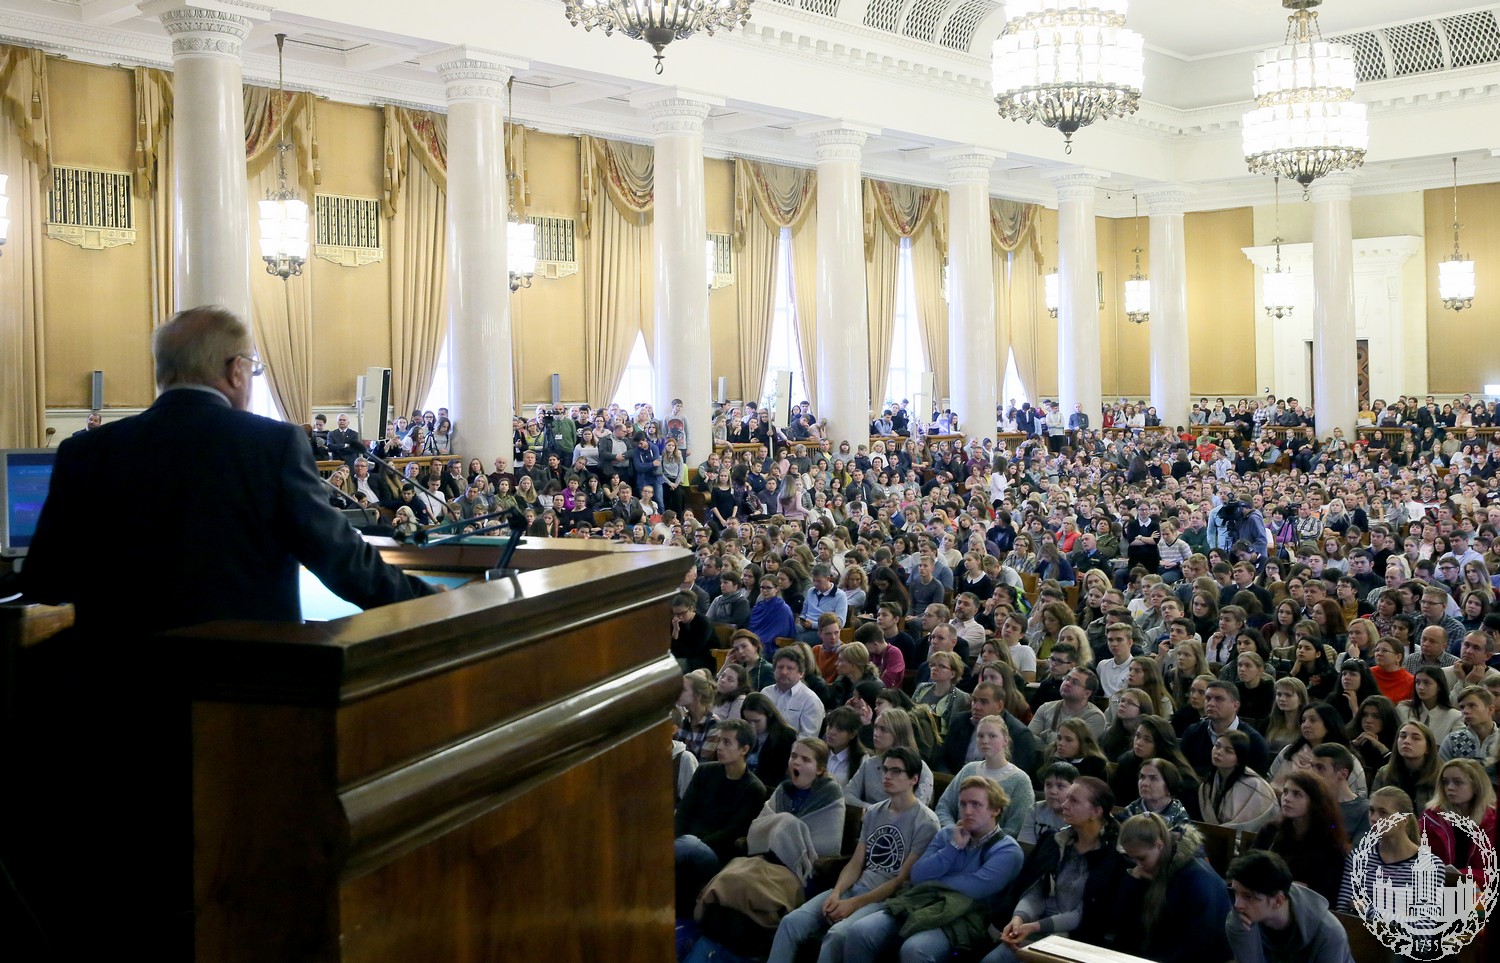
[797,563,849,644]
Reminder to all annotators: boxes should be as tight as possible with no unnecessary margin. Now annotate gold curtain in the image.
[863,178,945,255]
[865,226,899,409]
[133,67,174,326]
[580,135,653,401]
[244,86,315,183]
[909,224,948,400]
[990,198,1043,261]
[789,212,818,408]
[0,45,48,448]
[1004,241,1045,403]
[733,159,816,410]
[384,107,449,417]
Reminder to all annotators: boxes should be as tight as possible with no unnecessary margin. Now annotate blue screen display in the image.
[5,452,55,551]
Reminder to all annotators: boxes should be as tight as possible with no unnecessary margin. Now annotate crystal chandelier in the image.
[1123,194,1149,324]
[507,77,537,293]
[1242,0,1367,196]
[1264,176,1295,319]
[1440,156,1475,312]
[562,0,756,74]
[258,34,308,280]
[992,1,1144,154]
[1044,270,1059,319]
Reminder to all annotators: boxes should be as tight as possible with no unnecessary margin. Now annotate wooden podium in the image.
[2,537,688,963]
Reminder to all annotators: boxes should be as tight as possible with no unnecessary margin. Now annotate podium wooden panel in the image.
[3,537,688,963]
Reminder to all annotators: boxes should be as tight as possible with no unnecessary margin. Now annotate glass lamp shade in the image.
[1263,266,1296,316]
[1439,256,1476,308]
[1242,38,1367,185]
[258,197,310,261]
[508,219,537,277]
[1124,276,1150,320]
[1044,271,1060,315]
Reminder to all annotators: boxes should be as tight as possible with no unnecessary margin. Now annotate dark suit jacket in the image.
[326,426,363,461]
[938,711,1040,776]
[24,389,437,634]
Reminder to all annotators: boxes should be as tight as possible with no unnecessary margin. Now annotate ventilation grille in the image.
[530,214,577,265]
[313,194,383,267]
[709,231,734,278]
[1329,10,1500,83]
[800,0,841,15]
[939,0,993,51]
[903,0,945,41]
[863,0,903,34]
[48,166,132,230]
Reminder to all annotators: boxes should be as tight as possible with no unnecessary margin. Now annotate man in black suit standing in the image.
[16,306,440,958]
[326,412,363,465]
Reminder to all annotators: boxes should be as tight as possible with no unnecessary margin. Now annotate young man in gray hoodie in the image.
[1225,851,1354,963]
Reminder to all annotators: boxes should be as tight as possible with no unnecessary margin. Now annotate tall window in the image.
[1002,349,1028,411]
[611,331,654,410]
[760,228,808,418]
[250,369,279,421]
[884,237,926,411]
[423,333,452,414]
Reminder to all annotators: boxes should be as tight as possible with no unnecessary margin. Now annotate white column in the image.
[795,120,879,447]
[1045,170,1103,420]
[145,1,268,322]
[1310,172,1357,439]
[425,48,528,464]
[932,147,1002,440]
[632,89,722,462]
[1141,187,1192,428]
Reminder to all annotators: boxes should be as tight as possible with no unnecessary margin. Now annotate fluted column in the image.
[1141,187,1192,428]
[144,1,267,322]
[1311,172,1357,439]
[932,147,1001,439]
[632,89,721,460]
[1045,170,1103,420]
[424,47,528,463]
[795,120,878,447]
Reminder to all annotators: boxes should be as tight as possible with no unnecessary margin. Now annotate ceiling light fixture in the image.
[1439,156,1475,312]
[1242,0,1367,197]
[1044,270,1059,319]
[562,0,756,75]
[506,77,537,294]
[1264,176,1295,319]
[258,33,309,281]
[992,1,1144,154]
[1123,193,1149,324]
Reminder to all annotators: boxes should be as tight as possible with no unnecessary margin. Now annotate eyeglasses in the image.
[229,354,267,377]
[880,766,912,777]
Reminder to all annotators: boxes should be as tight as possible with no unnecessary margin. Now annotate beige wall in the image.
[1425,182,1500,392]
[43,59,155,408]
[1185,208,1257,396]
[510,130,585,405]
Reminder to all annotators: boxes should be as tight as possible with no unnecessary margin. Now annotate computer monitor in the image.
[1,448,57,558]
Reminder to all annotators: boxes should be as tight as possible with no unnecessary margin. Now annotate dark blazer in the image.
[752,726,796,789]
[24,389,436,635]
[938,711,1040,776]
[1181,717,1270,778]
[325,426,363,462]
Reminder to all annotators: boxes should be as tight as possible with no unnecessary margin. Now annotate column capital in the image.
[1042,168,1107,204]
[1309,171,1356,203]
[420,47,529,104]
[142,1,268,60]
[630,89,723,136]
[793,120,881,163]
[1140,185,1194,217]
[931,146,1005,185]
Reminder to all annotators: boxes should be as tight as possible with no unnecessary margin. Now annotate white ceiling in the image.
[5,0,1500,213]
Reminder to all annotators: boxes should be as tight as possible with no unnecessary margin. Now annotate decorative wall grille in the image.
[46,166,135,249]
[314,194,383,267]
[529,213,578,279]
[709,231,734,289]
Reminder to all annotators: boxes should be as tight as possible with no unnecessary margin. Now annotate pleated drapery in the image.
[733,158,816,409]
[909,225,948,402]
[133,67,173,327]
[865,225,899,408]
[0,45,49,448]
[580,134,654,403]
[789,213,819,408]
[993,199,1046,401]
[863,178,945,409]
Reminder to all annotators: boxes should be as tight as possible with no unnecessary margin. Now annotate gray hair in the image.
[152,306,251,391]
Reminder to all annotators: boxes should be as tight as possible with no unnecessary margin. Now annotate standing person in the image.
[1224,851,1355,963]
[766,747,940,963]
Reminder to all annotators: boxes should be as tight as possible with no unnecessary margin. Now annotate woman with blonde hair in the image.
[1261,676,1309,755]
[1125,656,1174,717]
[1422,758,1497,885]
[1335,787,1422,913]
[841,707,935,808]
[1056,623,1093,669]
[827,640,878,708]
[1163,639,1207,709]
[933,714,1034,837]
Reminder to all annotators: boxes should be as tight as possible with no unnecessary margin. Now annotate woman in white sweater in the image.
[934,715,1035,837]
[1197,729,1278,832]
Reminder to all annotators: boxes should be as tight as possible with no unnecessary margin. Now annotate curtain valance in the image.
[863,178,945,253]
[733,158,814,242]
[580,134,653,236]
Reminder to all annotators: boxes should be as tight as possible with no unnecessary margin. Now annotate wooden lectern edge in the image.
[338,654,683,878]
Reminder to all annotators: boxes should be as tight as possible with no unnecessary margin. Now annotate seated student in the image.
[674,718,769,919]
[1421,757,1497,886]
[1309,744,1371,844]
[1120,758,1193,830]
[1041,717,1110,782]
[821,706,869,789]
[741,693,798,791]
[1198,729,1279,832]
[1225,850,1354,963]
[934,715,1035,838]
[748,575,798,653]
[1019,762,1078,846]
[912,651,972,740]
[760,646,826,739]
[843,707,935,809]
[983,777,1130,963]
[726,630,776,691]
[705,571,751,629]
[1251,771,1351,906]
[1398,666,1463,743]
[766,747,940,963]
[1438,683,1499,763]
[1335,787,1423,914]
[842,776,1025,963]
[1182,679,1272,778]
[1114,815,1233,963]
[1373,720,1441,812]
[671,592,717,673]
[1028,666,1108,747]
